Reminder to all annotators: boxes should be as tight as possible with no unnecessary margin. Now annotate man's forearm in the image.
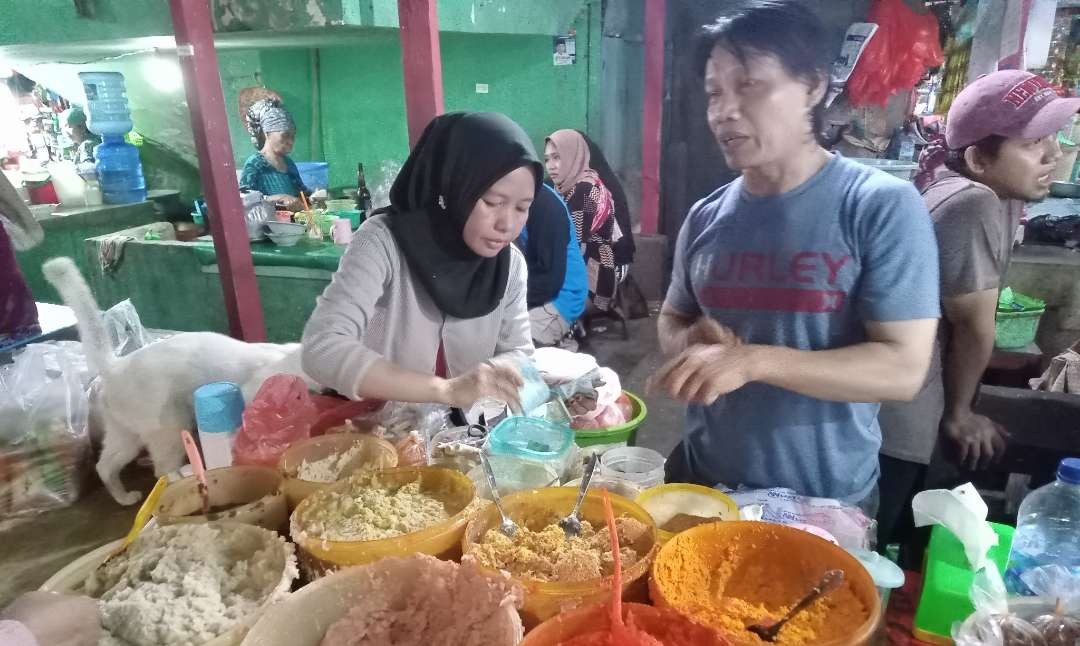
[657,310,695,355]
[942,320,995,417]
[749,341,931,402]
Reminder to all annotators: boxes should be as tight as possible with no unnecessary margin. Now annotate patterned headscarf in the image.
[546,129,601,194]
[245,98,295,149]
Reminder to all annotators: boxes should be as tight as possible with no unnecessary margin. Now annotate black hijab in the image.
[386,112,543,319]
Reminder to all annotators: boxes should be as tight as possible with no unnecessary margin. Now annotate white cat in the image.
[43,257,313,505]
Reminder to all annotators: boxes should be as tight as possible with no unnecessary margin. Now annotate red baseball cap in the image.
[946,70,1080,149]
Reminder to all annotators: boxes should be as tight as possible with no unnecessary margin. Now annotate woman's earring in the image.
[438,195,447,210]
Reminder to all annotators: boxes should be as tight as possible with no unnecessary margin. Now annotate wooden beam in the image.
[398,0,445,147]
[168,0,266,341]
[640,0,665,235]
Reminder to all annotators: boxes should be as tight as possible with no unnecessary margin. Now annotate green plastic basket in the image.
[573,391,647,448]
[995,289,1045,349]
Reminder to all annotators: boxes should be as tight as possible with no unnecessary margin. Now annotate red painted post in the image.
[398,0,445,147]
[640,0,665,235]
[168,0,266,341]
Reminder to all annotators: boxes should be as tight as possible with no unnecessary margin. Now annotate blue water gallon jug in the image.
[95,135,147,204]
[78,71,133,137]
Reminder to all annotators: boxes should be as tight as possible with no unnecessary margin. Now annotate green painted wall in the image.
[0,0,172,46]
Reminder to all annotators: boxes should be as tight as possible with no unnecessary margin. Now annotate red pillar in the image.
[398,0,445,147]
[640,0,665,235]
[169,0,266,341]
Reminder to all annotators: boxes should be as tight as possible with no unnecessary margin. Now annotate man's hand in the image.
[942,411,1009,471]
[685,317,738,348]
[648,335,756,405]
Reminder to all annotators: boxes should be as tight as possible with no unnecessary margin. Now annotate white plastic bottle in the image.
[193,382,245,470]
[1004,457,1080,595]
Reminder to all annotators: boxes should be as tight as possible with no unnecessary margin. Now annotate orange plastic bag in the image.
[847,0,944,107]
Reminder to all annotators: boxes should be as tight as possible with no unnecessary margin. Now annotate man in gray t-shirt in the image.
[878,70,1079,551]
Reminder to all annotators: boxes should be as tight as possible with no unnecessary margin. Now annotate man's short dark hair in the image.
[695,0,831,143]
[944,135,1006,177]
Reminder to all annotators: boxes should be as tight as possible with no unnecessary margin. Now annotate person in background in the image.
[575,129,636,270]
[545,129,624,312]
[877,70,1076,553]
[60,107,100,165]
[0,171,43,348]
[652,0,940,508]
[240,98,309,209]
[518,183,588,350]
[302,112,539,412]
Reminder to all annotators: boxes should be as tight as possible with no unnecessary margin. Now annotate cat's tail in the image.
[42,257,114,374]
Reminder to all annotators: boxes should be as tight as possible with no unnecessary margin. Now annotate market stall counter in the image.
[81,230,342,342]
[14,190,183,304]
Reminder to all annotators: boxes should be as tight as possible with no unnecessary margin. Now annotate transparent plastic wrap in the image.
[327,401,452,467]
[725,486,877,551]
[102,298,153,358]
[0,342,93,516]
[954,566,1046,646]
[1023,565,1080,645]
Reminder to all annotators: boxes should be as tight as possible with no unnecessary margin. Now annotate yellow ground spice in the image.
[653,532,869,645]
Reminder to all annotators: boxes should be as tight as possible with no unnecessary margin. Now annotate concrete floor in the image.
[0,315,682,605]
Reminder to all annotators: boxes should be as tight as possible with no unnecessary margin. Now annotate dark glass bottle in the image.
[356,163,372,214]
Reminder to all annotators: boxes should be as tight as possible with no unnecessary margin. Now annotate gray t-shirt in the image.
[667,155,940,503]
[879,172,1018,464]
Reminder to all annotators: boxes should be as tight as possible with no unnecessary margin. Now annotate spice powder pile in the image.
[297,478,448,542]
[473,517,648,582]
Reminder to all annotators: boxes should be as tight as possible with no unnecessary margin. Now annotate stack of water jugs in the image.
[78,71,147,204]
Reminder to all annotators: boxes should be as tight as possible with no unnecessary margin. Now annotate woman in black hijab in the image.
[302,113,541,411]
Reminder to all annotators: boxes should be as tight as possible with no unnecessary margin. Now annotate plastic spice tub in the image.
[278,433,398,510]
[599,446,666,489]
[155,465,288,533]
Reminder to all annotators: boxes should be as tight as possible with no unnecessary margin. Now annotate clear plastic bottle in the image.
[1004,457,1080,595]
[94,135,146,204]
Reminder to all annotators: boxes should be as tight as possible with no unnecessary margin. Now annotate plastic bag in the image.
[232,374,321,467]
[847,0,944,107]
[724,486,877,551]
[1023,565,1080,645]
[338,401,451,467]
[954,566,1046,646]
[102,299,153,358]
[0,341,93,516]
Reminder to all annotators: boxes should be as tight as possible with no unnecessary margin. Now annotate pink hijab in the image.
[547,129,601,194]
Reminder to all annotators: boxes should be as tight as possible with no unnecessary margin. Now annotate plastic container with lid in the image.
[155,465,288,532]
[462,487,659,629]
[636,483,738,543]
[278,433,398,509]
[78,71,133,136]
[1005,456,1080,595]
[600,446,666,489]
[290,466,476,579]
[95,135,146,204]
[487,416,575,480]
[563,475,643,501]
[467,455,560,499]
[194,381,244,470]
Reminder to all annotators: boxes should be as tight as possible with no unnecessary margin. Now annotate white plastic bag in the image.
[724,486,877,551]
[0,342,93,516]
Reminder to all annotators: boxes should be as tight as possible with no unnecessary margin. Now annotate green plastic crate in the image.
[995,289,1045,349]
[913,523,1015,645]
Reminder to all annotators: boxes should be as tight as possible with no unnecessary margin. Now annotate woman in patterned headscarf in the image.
[239,98,309,209]
[544,129,624,311]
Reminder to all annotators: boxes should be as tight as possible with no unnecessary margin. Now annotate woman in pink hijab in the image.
[544,129,623,312]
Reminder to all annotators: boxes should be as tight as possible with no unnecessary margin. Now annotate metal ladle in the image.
[480,452,519,538]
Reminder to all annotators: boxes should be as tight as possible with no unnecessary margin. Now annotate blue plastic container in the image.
[95,135,147,204]
[193,382,245,470]
[295,161,329,191]
[78,71,133,137]
[487,416,574,480]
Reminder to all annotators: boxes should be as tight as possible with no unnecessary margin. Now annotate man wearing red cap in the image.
[878,70,1079,555]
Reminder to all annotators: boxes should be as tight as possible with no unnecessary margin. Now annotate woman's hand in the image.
[442,360,524,411]
[1,592,101,646]
[265,194,302,211]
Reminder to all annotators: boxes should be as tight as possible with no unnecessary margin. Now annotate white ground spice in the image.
[84,524,295,646]
[296,444,365,483]
[296,479,448,542]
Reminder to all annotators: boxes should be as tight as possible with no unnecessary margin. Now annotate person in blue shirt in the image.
[651,0,940,509]
[517,183,587,350]
[239,98,309,209]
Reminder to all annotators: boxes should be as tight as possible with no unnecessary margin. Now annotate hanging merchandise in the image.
[847,0,945,108]
[827,23,880,108]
